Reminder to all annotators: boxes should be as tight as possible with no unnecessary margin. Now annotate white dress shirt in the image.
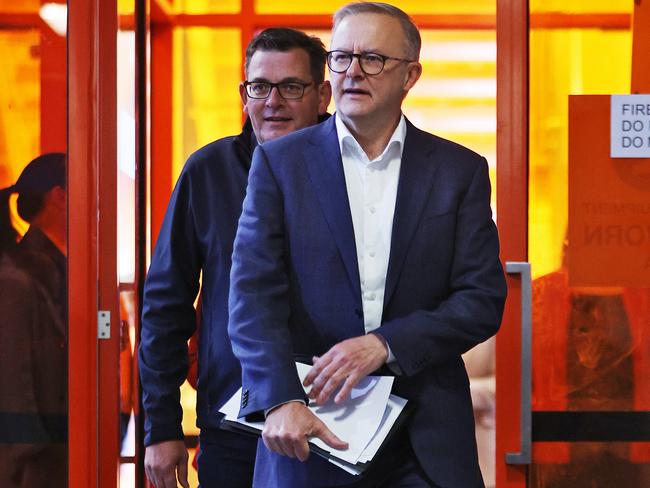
[336,114,406,359]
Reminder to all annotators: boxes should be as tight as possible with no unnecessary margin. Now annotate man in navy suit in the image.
[139,28,331,488]
[229,3,507,487]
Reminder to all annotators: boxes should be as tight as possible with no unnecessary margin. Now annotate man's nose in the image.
[265,86,284,107]
[346,55,364,78]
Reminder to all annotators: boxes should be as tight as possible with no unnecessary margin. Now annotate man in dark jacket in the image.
[139,28,331,488]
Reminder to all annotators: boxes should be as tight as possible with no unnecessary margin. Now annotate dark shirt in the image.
[139,120,257,446]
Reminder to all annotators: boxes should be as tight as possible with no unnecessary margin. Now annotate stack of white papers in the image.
[219,362,408,475]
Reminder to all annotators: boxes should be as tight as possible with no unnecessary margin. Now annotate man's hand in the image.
[144,439,189,488]
[263,401,348,461]
[303,334,388,405]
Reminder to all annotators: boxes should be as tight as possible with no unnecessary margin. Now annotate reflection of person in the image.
[138,28,331,488]
[531,264,649,487]
[228,3,507,487]
[0,153,67,488]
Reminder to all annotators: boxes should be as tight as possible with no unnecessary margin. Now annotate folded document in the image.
[218,362,408,475]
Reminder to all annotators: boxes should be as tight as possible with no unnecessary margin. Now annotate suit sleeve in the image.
[228,146,307,421]
[377,158,507,376]
[138,167,202,446]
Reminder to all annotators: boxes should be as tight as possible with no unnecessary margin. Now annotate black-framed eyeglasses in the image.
[243,80,313,100]
[327,50,416,76]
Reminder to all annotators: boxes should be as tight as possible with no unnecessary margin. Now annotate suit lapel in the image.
[305,116,361,298]
[383,120,439,311]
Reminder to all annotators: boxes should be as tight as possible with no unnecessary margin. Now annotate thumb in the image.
[315,421,348,450]
[177,459,189,488]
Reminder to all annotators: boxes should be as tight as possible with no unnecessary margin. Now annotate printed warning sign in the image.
[611,94,650,158]
[570,95,650,286]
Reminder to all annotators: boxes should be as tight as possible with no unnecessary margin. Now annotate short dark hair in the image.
[245,28,327,85]
[333,2,421,60]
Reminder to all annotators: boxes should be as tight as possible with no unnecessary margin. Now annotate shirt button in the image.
[369,251,376,258]
[369,206,376,214]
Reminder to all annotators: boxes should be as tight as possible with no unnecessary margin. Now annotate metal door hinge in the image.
[98,311,110,340]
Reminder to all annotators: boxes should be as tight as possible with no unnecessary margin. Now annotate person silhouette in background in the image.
[0,153,67,488]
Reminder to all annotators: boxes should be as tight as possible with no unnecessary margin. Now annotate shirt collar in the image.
[335,113,407,164]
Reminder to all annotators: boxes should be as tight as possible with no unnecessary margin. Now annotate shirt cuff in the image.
[264,399,307,419]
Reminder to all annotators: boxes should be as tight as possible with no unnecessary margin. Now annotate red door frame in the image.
[495,0,529,487]
[68,0,119,486]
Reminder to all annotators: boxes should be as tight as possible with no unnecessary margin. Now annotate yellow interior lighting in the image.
[255,0,495,15]
[529,27,632,278]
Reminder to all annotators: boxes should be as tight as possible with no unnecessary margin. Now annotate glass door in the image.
[0,1,68,486]
[497,0,650,486]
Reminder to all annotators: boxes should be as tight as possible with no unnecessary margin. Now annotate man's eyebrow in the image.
[248,77,309,84]
[330,48,385,55]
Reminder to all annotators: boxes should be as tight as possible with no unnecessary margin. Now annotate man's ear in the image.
[403,61,422,91]
[239,83,249,114]
[317,80,332,114]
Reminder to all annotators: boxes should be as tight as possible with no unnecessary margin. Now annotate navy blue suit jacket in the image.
[229,115,507,487]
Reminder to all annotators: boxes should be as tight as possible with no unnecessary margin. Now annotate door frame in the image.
[495,0,529,487]
[68,0,119,486]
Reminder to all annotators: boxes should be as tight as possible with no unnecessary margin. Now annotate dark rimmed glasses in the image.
[243,80,313,100]
[327,50,416,76]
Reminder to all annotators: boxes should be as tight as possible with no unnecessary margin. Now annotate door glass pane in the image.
[0,2,68,486]
[256,0,495,15]
[529,3,650,486]
[0,0,41,13]
[117,22,138,488]
[174,0,240,14]
[530,0,632,14]
[173,27,241,181]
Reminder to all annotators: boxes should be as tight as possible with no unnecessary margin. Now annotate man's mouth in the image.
[343,88,370,96]
[264,116,292,122]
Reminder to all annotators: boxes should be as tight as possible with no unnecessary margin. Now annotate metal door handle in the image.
[505,261,532,465]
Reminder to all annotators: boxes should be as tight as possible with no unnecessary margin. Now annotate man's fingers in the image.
[308,360,347,400]
[177,460,190,488]
[264,431,311,461]
[161,470,178,488]
[314,422,348,450]
[261,432,274,452]
[303,354,330,386]
[315,372,348,404]
[144,466,153,487]
[263,431,290,458]
[291,435,311,462]
[309,372,336,400]
[146,466,168,488]
[334,373,361,404]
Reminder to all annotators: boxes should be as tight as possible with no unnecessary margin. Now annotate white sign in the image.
[611,94,650,158]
